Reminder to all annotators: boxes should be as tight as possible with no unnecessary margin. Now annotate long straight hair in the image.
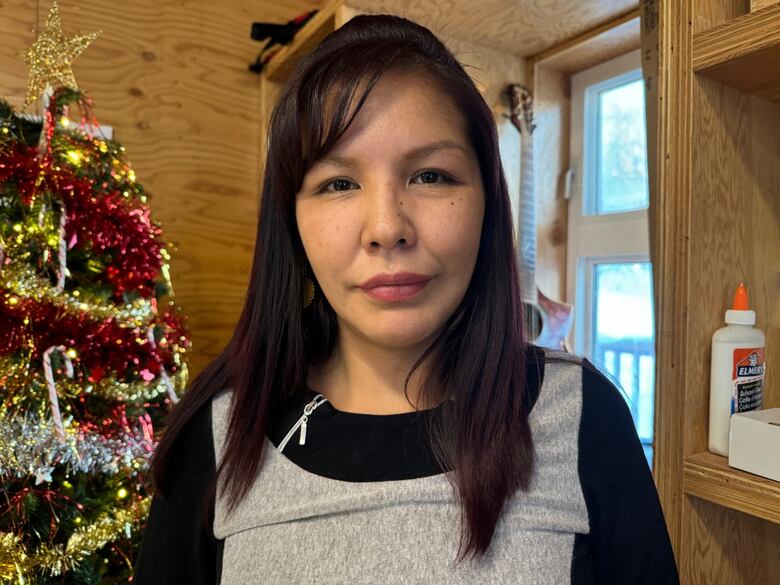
[151,13,535,565]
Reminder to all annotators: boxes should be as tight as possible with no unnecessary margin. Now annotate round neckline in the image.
[304,386,446,419]
[260,388,451,484]
[262,432,453,485]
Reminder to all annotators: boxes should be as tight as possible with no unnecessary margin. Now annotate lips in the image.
[358,272,432,289]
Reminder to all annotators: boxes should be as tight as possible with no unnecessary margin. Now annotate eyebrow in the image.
[316,140,470,168]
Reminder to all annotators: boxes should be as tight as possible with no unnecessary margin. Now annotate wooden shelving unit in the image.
[683,452,780,524]
[651,1,780,583]
[692,4,780,102]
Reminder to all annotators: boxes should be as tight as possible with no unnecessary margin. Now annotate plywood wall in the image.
[2,0,320,377]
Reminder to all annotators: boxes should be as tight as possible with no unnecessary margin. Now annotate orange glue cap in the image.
[732,283,750,310]
[726,283,755,325]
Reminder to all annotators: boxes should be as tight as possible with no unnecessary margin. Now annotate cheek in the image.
[297,205,354,273]
[430,196,484,263]
[297,205,323,250]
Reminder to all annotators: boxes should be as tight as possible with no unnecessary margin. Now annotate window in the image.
[566,50,655,466]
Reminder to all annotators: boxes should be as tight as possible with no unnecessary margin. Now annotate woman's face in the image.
[295,69,485,352]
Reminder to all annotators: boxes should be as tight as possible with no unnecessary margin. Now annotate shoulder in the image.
[159,397,217,486]
[528,349,586,423]
[529,351,642,463]
[576,358,649,475]
[534,350,635,431]
[535,352,646,465]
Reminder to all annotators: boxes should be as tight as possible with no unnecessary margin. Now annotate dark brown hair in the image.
[151,13,536,565]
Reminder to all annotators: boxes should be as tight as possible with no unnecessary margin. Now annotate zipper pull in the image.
[277,393,329,453]
[299,395,325,445]
[299,415,309,445]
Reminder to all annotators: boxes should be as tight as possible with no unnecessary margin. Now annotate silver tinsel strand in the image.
[0,414,156,482]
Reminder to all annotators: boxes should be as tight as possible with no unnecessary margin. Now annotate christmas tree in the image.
[0,1,191,581]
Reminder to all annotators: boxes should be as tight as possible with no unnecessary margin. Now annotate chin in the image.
[365,319,445,350]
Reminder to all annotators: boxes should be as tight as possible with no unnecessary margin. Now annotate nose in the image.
[360,183,416,252]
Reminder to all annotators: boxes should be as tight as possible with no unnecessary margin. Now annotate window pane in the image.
[596,79,648,214]
[590,262,655,467]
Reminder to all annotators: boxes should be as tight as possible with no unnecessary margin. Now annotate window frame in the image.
[566,48,651,356]
[576,253,652,359]
[580,57,648,216]
[566,49,655,462]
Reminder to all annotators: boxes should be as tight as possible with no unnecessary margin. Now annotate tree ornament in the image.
[22,0,101,110]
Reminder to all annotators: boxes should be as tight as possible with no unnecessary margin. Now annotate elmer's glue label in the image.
[708,283,766,456]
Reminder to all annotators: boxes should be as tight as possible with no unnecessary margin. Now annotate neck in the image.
[307,322,442,415]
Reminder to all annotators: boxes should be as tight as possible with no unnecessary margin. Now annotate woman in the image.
[132,13,679,585]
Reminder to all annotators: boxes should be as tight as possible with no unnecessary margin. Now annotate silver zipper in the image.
[277,393,328,453]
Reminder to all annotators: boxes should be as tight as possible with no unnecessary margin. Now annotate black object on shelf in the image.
[248,10,318,74]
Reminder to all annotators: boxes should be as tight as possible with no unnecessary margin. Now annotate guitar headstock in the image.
[504,83,535,137]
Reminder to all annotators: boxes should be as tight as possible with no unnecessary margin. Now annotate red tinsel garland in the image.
[0,142,164,300]
[0,120,189,383]
[0,290,188,382]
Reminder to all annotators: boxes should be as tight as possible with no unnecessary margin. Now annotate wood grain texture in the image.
[751,0,780,11]
[0,0,37,110]
[649,0,780,581]
[683,497,777,584]
[531,11,641,75]
[686,77,780,456]
[769,520,780,577]
[530,64,569,303]
[345,0,638,57]
[264,0,341,81]
[692,4,780,103]
[4,0,320,377]
[645,0,693,560]
[683,452,780,523]
[693,0,750,33]
[680,70,780,585]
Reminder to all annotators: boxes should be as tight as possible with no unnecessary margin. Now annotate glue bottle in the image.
[708,283,766,456]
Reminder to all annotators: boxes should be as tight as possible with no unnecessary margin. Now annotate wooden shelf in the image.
[692,3,780,103]
[683,451,780,524]
[264,0,342,83]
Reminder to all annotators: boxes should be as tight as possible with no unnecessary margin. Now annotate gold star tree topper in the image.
[22,0,101,110]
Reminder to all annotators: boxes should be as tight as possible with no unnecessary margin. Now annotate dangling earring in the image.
[303,265,316,309]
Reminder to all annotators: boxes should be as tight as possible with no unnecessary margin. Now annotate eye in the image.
[315,170,456,194]
[317,178,357,194]
[412,170,456,185]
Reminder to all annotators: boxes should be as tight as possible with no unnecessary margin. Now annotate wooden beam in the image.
[647,0,693,561]
[529,7,640,66]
